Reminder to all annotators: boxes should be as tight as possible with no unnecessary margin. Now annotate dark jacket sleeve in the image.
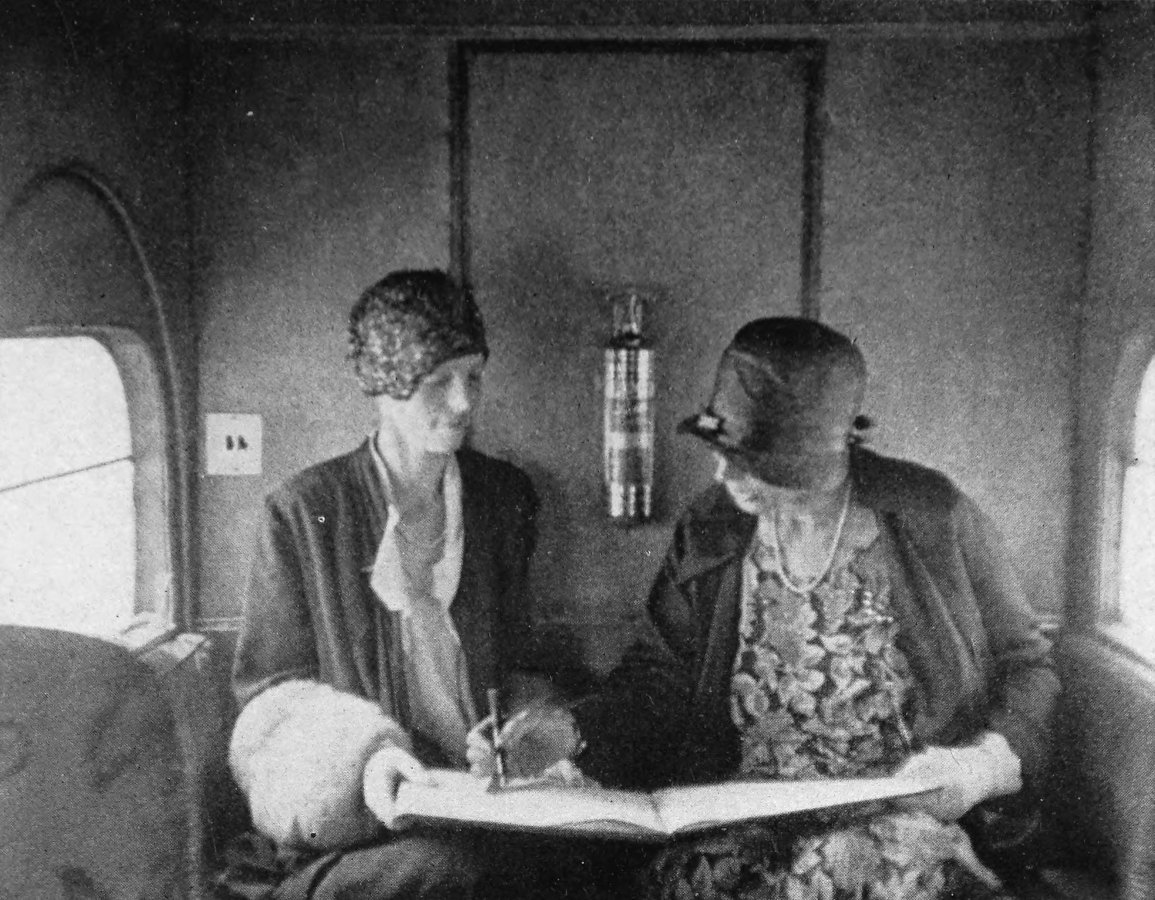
[571,527,703,789]
[504,467,540,661]
[232,492,320,708]
[956,494,1059,784]
[498,469,558,706]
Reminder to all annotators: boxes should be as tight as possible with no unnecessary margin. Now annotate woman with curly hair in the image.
[473,318,1058,900]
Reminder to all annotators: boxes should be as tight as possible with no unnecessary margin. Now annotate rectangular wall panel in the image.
[467,47,808,651]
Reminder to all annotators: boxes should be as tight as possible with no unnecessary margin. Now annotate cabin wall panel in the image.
[0,40,190,331]
[191,36,1086,648]
[1057,636,1155,898]
[822,38,1088,620]
[1063,9,1155,899]
[0,28,196,621]
[467,48,808,633]
[190,39,452,622]
[1072,9,1155,610]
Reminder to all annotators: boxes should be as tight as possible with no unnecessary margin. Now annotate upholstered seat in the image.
[0,625,186,900]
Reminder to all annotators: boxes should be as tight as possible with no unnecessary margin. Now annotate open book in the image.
[365,768,942,842]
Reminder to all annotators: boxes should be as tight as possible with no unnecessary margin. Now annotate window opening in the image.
[0,333,169,637]
[1116,354,1155,656]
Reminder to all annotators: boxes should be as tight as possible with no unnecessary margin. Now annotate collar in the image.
[672,485,759,585]
[366,433,464,614]
[673,448,896,586]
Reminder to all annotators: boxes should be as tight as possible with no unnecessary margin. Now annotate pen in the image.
[877,656,918,756]
[887,685,920,757]
[487,687,508,788]
[894,706,917,755]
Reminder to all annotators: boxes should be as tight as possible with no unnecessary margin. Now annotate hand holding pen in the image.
[465,688,511,785]
[466,694,585,784]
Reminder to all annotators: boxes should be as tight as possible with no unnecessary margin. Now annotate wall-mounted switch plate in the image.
[205,413,263,475]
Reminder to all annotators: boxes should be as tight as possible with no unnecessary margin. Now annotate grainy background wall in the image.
[466,48,807,646]
[189,35,1088,654]
[9,5,1155,892]
[1059,9,1155,898]
[822,38,1088,625]
[0,26,195,618]
[190,39,455,624]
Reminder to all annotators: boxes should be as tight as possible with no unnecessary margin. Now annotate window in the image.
[1102,335,1155,659]
[0,331,172,639]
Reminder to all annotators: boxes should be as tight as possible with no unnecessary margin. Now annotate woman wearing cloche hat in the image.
[227,270,594,900]
[482,317,1058,900]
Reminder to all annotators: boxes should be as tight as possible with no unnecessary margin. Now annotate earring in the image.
[848,414,873,446]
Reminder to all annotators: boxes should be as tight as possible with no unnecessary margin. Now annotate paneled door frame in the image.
[448,39,826,318]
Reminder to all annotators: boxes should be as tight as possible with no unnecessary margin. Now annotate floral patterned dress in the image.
[646,502,1008,900]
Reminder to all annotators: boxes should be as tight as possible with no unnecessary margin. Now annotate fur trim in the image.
[229,679,410,850]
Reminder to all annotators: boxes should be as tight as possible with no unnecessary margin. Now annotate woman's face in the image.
[377,354,486,455]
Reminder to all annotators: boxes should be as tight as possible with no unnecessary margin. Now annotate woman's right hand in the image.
[466,700,583,780]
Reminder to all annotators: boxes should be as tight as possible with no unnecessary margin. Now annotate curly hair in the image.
[347,270,488,399]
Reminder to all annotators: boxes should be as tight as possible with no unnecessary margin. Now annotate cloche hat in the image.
[347,269,488,399]
[679,317,867,491]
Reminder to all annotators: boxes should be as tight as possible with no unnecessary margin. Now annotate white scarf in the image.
[368,436,477,765]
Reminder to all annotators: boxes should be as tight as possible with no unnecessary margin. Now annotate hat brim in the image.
[677,410,767,475]
[678,410,848,491]
[677,411,741,453]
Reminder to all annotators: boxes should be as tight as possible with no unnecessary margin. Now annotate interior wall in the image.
[466,47,808,659]
[822,37,1089,620]
[0,33,189,306]
[189,38,453,623]
[191,34,1087,647]
[0,22,195,618]
[1060,8,1155,899]
[1071,8,1155,616]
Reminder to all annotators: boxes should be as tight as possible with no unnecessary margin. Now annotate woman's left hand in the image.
[892,731,1022,822]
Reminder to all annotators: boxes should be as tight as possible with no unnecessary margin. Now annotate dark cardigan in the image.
[232,441,544,736]
[574,448,1059,796]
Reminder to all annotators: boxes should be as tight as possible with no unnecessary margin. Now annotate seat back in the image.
[0,625,186,899]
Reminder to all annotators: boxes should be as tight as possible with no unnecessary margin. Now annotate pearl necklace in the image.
[768,484,852,594]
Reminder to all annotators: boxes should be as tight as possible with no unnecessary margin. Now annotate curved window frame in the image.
[1098,331,1155,661]
[0,325,176,645]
